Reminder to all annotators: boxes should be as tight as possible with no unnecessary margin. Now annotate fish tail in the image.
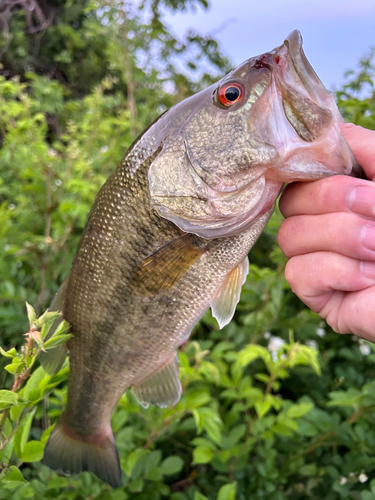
[43,415,121,488]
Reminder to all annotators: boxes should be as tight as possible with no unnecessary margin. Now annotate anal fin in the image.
[132,354,181,408]
[211,256,249,329]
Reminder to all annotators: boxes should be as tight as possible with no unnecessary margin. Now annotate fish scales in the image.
[41,30,363,487]
[64,145,269,428]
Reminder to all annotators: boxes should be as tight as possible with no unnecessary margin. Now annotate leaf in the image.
[4,361,24,375]
[194,493,209,500]
[14,408,36,459]
[22,366,49,402]
[122,449,148,477]
[297,420,318,437]
[26,302,36,325]
[2,466,26,490]
[192,446,214,465]
[0,347,17,358]
[44,475,69,489]
[111,491,129,500]
[38,310,61,336]
[361,493,375,500]
[299,464,317,476]
[286,402,313,419]
[128,478,143,492]
[217,482,237,500]
[0,390,18,410]
[20,440,44,462]
[44,333,72,349]
[145,467,163,482]
[50,319,71,338]
[254,399,271,417]
[161,456,184,475]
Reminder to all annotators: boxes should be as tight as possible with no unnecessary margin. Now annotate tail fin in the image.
[43,417,121,488]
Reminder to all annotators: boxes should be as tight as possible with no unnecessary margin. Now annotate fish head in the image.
[148,30,360,239]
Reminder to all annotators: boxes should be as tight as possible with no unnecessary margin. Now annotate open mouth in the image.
[281,31,365,179]
[284,30,327,103]
[274,30,335,142]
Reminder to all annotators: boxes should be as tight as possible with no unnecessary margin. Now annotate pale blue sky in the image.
[164,0,375,92]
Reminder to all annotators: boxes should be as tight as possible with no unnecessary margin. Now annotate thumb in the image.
[339,123,375,181]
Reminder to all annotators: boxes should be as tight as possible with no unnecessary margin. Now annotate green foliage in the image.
[0,1,375,499]
[336,48,375,129]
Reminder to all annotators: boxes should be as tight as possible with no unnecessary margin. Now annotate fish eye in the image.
[217,82,244,107]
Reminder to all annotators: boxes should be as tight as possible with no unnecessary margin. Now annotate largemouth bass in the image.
[42,30,362,487]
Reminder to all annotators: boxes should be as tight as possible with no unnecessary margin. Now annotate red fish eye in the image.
[217,82,244,107]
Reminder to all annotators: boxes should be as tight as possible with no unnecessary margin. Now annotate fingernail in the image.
[348,186,375,218]
[361,224,375,252]
[360,261,375,279]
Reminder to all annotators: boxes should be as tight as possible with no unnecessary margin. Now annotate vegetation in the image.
[0,1,375,499]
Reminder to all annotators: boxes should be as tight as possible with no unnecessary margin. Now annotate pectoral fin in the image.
[132,354,181,408]
[211,257,249,329]
[39,277,69,375]
[131,233,205,295]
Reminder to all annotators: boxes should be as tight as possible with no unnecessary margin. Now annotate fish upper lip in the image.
[251,30,329,103]
[283,29,329,103]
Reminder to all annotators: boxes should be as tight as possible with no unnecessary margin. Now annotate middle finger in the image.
[278,212,375,261]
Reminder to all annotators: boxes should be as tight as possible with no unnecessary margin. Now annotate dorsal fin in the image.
[131,233,205,295]
[211,257,249,329]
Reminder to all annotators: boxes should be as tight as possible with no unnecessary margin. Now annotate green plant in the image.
[1,1,375,498]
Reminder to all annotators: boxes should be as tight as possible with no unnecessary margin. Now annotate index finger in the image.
[339,123,375,180]
[280,123,375,219]
[279,175,375,218]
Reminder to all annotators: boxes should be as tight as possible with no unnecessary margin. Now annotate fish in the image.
[41,30,362,488]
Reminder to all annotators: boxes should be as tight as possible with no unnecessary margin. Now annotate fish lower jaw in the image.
[268,123,356,183]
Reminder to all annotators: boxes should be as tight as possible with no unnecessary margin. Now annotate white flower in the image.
[359,340,371,356]
[100,145,108,153]
[264,331,271,340]
[359,473,368,483]
[48,148,57,157]
[340,477,347,485]
[55,179,62,186]
[8,203,15,210]
[268,336,285,361]
[268,336,285,352]
[306,340,318,350]
[316,328,326,338]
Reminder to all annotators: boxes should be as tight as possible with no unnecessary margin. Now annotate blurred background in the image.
[0,1,374,499]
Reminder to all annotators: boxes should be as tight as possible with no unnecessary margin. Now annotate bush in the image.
[0,1,375,499]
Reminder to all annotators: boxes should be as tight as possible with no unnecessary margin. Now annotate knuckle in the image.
[277,217,302,256]
[313,176,354,211]
[284,258,298,290]
[325,212,347,242]
[277,220,289,252]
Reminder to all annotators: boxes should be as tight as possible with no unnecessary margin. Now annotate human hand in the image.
[278,123,375,342]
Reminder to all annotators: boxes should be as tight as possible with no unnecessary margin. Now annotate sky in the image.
[163,0,375,92]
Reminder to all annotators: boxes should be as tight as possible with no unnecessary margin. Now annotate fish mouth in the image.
[273,30,336,143]
[283,31,365,178]
[284,30,328,106]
